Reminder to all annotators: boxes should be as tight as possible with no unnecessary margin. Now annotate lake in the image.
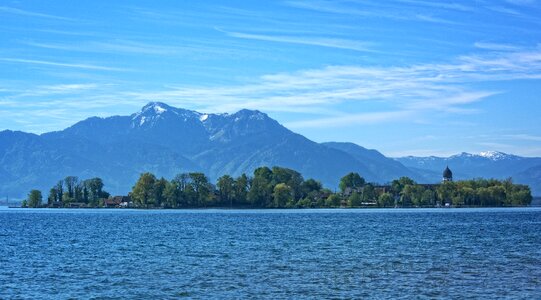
[1,207,540,299]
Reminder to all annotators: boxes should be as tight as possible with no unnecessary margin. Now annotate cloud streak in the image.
[3,45,541,131]
[0,6,73,21]
[0,58,129,71]
[221,29,374,52]
[117,45,541,127]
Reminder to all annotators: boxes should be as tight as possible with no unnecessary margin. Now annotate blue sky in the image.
[1,0,541,157]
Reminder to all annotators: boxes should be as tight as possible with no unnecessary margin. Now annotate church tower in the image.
[443,166,453,182]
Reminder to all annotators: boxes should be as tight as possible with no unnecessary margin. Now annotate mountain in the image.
[396,152,541,195]
[2,102,540,199]
[0,102,386,199]
[322,142,425,183]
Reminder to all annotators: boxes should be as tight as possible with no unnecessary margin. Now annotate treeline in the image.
[23,166,532,208]
[129,167,532,208]
[387,176,532,207]
[22,176,110,208]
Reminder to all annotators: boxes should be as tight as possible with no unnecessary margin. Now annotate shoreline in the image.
[3,205,538,210]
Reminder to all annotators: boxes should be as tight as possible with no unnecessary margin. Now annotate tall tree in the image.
[47,188,58,205]
[302,178,322,196]
[55,181,64,203]
[339,172,365,192]
[64,176,78,198]
[27,190,42,208]
[217,175,235,207]
[234,174,250,205]
[154,177,168,208]
[248,167,273,207]
[273,183,292,208]
[188,173,212,207]
[378,192,394,207]
[131,173,157,208]
[271,167,304,200]
[348,191,362,207]
[170,173,191,207]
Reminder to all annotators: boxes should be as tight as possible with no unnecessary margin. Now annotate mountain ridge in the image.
[1,102,540,199]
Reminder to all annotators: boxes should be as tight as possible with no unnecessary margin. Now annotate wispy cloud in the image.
[0,6,73,21]
[23,40,183,55]
[415,14,458,25]
[504,134,541,141]
[0,58,128,71]
[394,0,474,12]
[285,111,413,129]
[487,6,521,15]
[220,29,374,52]
[505,0,537,5]
[116,45,541,127]
[3,45,541,132]
[284,0,460,24]
[474,42,522,51]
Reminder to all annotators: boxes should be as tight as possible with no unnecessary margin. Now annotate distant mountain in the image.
[396,152,541,195]
[0,102,385,199]
[321,142,425,183]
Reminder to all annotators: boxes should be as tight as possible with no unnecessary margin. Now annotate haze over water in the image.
[1,207,540,298]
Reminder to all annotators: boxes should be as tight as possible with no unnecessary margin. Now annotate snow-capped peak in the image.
[142,102,169,114]
[154,105,166,114]
[199,114,209,122]
[479,151,508,160]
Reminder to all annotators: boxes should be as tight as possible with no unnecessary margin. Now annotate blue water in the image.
[1,207,540,299]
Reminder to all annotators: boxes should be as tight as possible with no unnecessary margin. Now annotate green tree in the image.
[420,189,436,207]
[163,180,179,208]
[27,190,42,208]
[188,172,212,207]
[131,173,157,208]
[273,183,292,208]
[154,177,168,207]
[378,192,394,207]
[248,167,273,207]
[437,181,455,206]
[325,194,342,207]
[391,177,416,197]
[271,167,304,200]
[64,176,78,199]
[217,175,235,207]
[171,173,190,207]
[361,184,376,203]
[507,186,532,206]
[339,172,365,192]
[74,183,84,203]
[55,181,63,203]
[47,188,58,206]
[488,185,506,206]
[84,178,107,204]
[348,192,362,207]
[302,178,322,198]
[234,174,250,205]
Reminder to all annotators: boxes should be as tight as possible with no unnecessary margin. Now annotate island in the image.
[21,165,532,209]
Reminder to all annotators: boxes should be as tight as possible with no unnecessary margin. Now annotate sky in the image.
[1,0,541,157]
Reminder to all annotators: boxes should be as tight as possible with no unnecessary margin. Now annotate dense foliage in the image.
[22,176,110,208]
[24,167,532,208]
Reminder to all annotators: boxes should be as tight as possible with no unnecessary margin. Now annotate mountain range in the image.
[1,102,540,199]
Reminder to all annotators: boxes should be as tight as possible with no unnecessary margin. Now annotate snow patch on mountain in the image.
[154,105,166,114]
[479,151,509,160]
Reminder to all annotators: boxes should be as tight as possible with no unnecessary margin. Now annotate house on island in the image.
[104,196,131,208]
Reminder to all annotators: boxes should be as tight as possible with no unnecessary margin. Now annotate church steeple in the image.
[443,166,453,182]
